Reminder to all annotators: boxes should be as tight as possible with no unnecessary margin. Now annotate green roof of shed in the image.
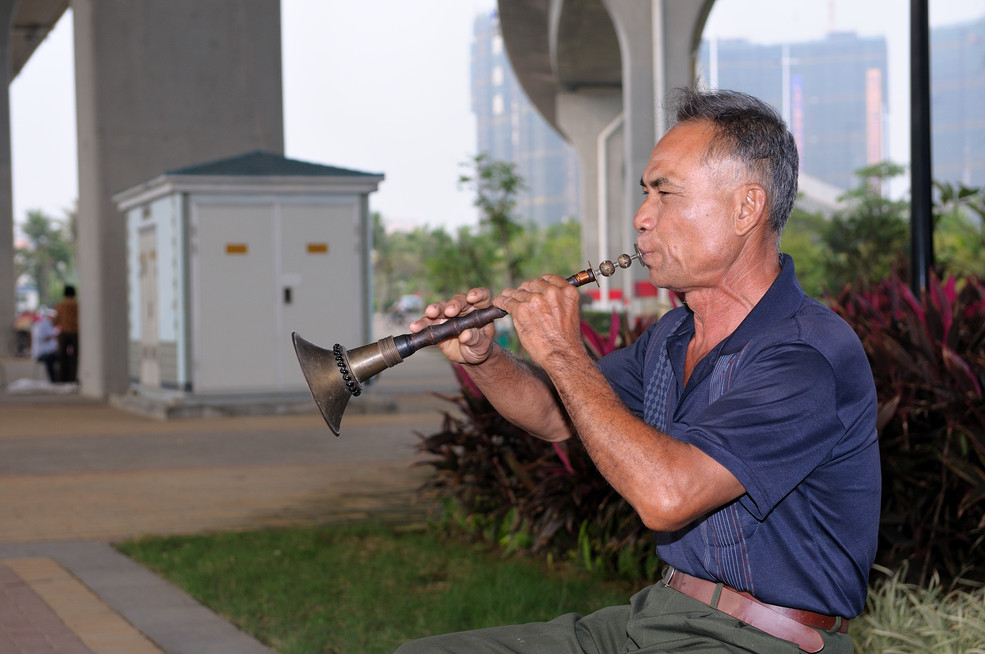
[166,150,383,178]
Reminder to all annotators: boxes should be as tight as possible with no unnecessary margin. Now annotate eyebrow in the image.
[640,176,677,191]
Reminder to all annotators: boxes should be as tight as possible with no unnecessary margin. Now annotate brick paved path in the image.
[0,345,458,653]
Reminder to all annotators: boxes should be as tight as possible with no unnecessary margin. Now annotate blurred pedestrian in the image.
[53,285,79,383]
[13,311,33,356]
[31,308,59,383]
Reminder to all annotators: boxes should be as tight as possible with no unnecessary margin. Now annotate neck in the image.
[684,252,781,347]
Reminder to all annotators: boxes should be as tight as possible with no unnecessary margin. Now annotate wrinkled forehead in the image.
[647,120,743,181]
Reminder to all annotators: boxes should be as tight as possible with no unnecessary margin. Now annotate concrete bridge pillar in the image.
[556,91,625,307]
[599,0,712,313]
[0,0,16,358]
[72,0,284,397]
[499,0,714,315]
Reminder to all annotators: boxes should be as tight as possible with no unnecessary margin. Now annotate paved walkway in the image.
[0,337,461,653]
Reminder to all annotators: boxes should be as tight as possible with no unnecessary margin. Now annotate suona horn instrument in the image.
[292,248,641,435]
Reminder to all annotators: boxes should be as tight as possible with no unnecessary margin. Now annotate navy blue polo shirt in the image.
[598,255,880,618]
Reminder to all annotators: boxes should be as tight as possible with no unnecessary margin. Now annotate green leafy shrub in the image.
[933,181,985,279]
[829,273,985,585]
[417,313,660,580]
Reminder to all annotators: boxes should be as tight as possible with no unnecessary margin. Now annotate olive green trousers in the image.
[394,580,853,653]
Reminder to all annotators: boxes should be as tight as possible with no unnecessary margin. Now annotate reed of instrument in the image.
[292,249,640,435]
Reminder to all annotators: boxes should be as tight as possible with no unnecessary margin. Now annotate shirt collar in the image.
[671,254,805,349]
[720,253,805,354]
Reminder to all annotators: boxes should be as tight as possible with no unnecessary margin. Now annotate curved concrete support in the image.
[550,0,620,92]
[655,0,717,130]
[555,90,622,297]
[497,0,559,128]
[498,0,716,311]
[593,0,657,308]
[9,0,69,79]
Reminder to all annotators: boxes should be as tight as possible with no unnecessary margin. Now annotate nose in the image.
[633,200,652,234]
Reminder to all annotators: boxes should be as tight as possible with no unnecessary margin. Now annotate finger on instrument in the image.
[465,287,492,305]
[540,273,568,287]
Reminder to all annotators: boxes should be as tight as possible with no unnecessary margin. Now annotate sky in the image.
[9,0,985,237]
[10,0,496,236]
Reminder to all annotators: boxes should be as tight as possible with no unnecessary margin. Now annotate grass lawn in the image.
[117,523,640,654]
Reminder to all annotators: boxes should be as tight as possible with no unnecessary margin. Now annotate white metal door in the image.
[192,203,277,392]
[138,226,160,387]
[277,202,362,390]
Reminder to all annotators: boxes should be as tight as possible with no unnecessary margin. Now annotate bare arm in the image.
[409,287,573,441]
[461,342,574,442]
[411,277,745,532]
[496,275,746,532]
[544,348,743,531]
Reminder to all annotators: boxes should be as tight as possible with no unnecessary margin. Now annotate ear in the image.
[733,184,768,237]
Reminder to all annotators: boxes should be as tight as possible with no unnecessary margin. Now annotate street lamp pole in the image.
[910,0,934,295]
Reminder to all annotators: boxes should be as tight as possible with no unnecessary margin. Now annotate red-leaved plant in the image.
[416,312,660,579]
[829,272,985,585]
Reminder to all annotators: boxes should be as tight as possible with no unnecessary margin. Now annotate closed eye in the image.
[640,176,677,196]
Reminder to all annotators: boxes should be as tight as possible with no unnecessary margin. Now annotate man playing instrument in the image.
[398,87,880,653]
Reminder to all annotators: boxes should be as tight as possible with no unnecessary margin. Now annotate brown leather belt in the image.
[664,568,848,653]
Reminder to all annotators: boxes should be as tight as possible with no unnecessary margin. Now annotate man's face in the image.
[633,120,745,294]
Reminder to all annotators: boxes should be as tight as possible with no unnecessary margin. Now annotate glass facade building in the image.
[698,32,889,193]
[931,18,985,188]
[698,16,985,194]
[471,11,582,228]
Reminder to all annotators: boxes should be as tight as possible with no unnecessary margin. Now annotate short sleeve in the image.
[597,325,653,417]
[674,343,843,520]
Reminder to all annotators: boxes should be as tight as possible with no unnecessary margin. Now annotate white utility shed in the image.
[114,151,383,397]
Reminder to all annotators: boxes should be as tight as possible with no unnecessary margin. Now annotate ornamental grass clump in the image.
[855,564,985,653]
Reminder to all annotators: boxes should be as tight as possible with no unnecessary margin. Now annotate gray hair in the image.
[670,87,799,238]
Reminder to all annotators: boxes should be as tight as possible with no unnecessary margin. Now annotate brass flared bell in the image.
[292,332,404,435]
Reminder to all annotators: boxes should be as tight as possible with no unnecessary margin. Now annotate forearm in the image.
[483,274,744,531]
[462,345,574,442]
[542,349,744,532]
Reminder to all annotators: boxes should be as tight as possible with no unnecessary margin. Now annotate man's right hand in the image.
[408,288,498,365]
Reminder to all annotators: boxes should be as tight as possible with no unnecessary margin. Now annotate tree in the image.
[459,154,528,290]
[371,153,579,327]
[780,206,828,298]
[516,219,581,282]
[425,225,499,298]
[372,220,434,314]
[933,181,985,279]
[15,209,76,306]
[821,162,910,293]
[372,211,399,313]
[781,165,985,298]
